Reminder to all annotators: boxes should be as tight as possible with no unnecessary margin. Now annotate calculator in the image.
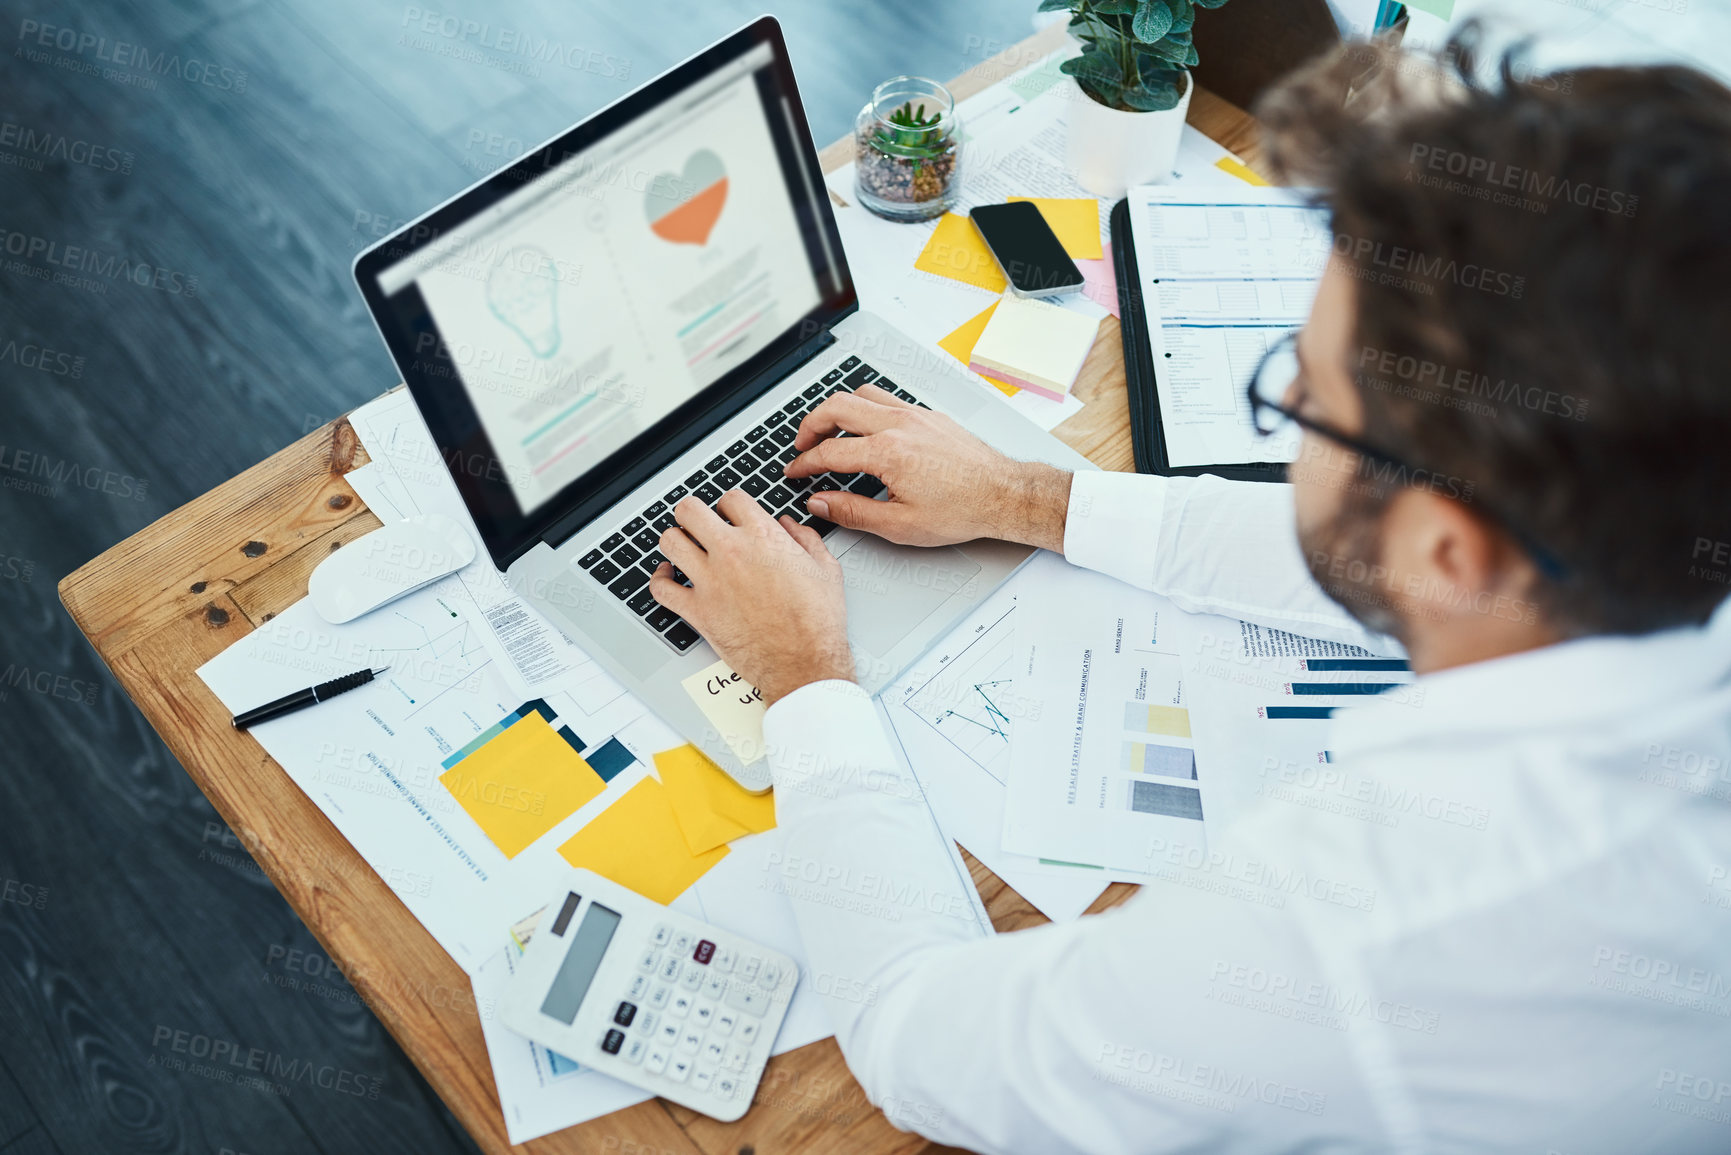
[500,870,800,1121]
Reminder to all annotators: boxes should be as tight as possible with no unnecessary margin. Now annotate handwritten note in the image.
[680,659,768,765]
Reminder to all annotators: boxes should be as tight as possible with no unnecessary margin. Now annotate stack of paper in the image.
[968,293,1100,402]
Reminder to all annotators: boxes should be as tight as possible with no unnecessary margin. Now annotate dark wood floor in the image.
[0,2,1033,1151]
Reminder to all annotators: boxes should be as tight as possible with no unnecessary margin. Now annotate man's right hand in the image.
[788,382,1073,552]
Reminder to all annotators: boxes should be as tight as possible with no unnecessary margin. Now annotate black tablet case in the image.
[1110,197,1288,482]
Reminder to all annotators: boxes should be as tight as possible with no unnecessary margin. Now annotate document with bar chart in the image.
[1002,557,1209,877]
[1172,610,1416,841]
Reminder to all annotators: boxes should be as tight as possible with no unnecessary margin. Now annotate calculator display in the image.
[540,903,621,1024]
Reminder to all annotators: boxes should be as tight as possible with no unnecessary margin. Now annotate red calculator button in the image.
[693,939,715,965]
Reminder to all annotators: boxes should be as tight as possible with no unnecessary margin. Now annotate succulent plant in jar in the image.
[854,76,961,222]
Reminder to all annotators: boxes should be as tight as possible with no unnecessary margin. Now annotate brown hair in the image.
[1256,27,1731,635]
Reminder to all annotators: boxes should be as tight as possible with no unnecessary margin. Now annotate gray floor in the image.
[0,2,1034,1152]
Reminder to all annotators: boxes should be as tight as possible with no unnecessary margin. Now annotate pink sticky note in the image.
[1076,249,1120,318]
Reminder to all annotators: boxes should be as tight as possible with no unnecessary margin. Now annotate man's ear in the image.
[1382,488,1514,611]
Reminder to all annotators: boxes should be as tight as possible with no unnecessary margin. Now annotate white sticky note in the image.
[680,659,768,765]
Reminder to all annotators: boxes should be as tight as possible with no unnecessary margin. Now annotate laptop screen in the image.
[357,20,852,565]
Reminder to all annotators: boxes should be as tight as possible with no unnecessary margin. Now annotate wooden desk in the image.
[59,21,1261,1155]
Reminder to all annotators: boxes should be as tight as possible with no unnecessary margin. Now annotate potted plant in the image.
[1043,0,1231,197]
[854,76,962,222]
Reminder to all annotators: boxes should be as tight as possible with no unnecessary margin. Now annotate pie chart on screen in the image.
[644,149,728,245]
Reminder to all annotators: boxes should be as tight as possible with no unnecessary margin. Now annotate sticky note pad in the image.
[681,659,769,765]
[1124,702,1193,739]
[1008,197,1103,260]
[441,714,606,858]
[1215,156,1271,186]
[557,777,728,904]
[914,213,1006,293]
[967,293,1101,402]
[655,744,776,855]
[937,302,1018,397]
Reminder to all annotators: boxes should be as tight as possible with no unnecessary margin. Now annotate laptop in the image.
[354,16,1092,790]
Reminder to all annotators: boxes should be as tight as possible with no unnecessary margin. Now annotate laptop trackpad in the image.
[836,539,980,655]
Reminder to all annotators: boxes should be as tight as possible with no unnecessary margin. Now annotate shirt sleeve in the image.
[762,679,1375,1154]
[1063,469,1397,651]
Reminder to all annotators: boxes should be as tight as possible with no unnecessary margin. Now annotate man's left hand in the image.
[649,491,854,706]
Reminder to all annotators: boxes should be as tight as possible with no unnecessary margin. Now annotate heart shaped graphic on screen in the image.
[644,149,728,246]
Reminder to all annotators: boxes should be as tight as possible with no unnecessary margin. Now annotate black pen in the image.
[232,667,389,729]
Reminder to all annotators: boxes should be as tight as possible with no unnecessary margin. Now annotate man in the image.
[648,38,1731,1154]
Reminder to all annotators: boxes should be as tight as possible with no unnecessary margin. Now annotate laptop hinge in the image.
[538,326,839,553]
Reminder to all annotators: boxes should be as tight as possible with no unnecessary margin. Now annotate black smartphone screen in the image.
[969,201,1084,296]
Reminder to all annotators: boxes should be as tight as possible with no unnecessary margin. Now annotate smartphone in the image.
[969,201,1084,298]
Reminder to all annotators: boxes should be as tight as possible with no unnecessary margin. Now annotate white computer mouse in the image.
[308,514,477,624]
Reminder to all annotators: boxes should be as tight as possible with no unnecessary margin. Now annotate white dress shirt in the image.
[762,470,1731,1154]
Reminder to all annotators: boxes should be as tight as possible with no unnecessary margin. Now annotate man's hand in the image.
[649,491,854,706]
[788,383,1072,551]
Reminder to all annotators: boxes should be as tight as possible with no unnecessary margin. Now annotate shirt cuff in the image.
[1061,469,1169,590]
[762,678,895,794]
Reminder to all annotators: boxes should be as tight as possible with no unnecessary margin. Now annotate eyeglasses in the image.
[1245,332,1570,581]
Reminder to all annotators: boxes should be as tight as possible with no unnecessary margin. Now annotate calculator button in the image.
[614,1001,637,1027]
[701,974,727,1001]
[623,1036,647,1065]
[758,961,781,990]
[679,1026,703,1054]
[669,993,693,1018]
[650,923,672,948]
[637,950,659,974]
[702,1039,727,1065]
[645,1046,670,1075]
[725,984,770,1017]
[714,1010,738,1037]
[657,1020,680,1045]
[670,932,693,955]
[636,1010,658,1035]
[668,1055,693,1083]
[693,939,715,965]
[601,1029,624,1055]
[737,1019,760,1046]
[692,1001,715,1028]
[626,974,649,1000]
[679,966,704,991]
[716,1074,739,1100]
[648,983,671,1009]
[692,1066,714,1094]
[738,956,761,982]
[711,946,734,973]
[723,1043,750,1071]
[658,957,682,983]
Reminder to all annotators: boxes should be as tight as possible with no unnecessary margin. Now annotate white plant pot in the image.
[1063,71,1193,199]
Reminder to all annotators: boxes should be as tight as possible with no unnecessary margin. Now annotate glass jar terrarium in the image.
[854,76,961,222]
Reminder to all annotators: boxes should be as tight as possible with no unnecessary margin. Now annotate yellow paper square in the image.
[557,777,729,904]
[655,744,776,856]
[681,659,769,765]
[1008,196,1103,260]
[1215,156,1271,186]
[440,714,606,859]
[937,300,1019,396]
[914,213,1006,293]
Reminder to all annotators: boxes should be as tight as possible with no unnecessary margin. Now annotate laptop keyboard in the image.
[575,355,929,653]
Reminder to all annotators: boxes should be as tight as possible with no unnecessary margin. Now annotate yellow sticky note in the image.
[441,714,606,859]
[1215,157,1271,186]
[1008,197,1103,260]
[655,744,776,855]
[557,777,729,904]
[914,212,1006,293]
[681,659,769,766]
[937,301,1019,397]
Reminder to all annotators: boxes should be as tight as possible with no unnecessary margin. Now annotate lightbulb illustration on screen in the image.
[487,246,562,358]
